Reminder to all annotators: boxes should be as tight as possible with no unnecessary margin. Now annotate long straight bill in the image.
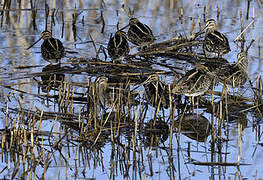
[26,37,42,50]
[118,24,130,31]
[194,27,206,39]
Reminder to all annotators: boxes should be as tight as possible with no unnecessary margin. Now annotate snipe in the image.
[95,76,139,108]
[214,51,248,87]
[200,19,231,58]
[172,64,215,97]
[127,18,154,46]
[107,30,129,60]
[95,76,113,108]
[27,30,65,64]
[142,74,170,109]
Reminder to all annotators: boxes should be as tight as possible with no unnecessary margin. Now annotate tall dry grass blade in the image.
[234,19,254,42]
[203,6,206,22]
[237,122,242,165]
[217,4,220,19]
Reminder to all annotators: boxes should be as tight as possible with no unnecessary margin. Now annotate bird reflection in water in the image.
[143,118,169,147]
[175,113,211,142]
[39,64,65,92]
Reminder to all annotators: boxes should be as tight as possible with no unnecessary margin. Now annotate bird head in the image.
[204,19,217,33]
[41,30,52,40]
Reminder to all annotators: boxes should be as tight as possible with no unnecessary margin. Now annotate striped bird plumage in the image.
[203,19,231,57]
[213,52,248,87]
[107,30,129,60]
[142,74,170,109]
[127,18,154,46]
[95,76,139,108]
[172,65,215,97]
[40,31,65,64]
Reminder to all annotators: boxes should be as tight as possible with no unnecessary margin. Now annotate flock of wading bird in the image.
[26,16,249,109]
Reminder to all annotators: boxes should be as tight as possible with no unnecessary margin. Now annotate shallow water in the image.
[0,0,263,179]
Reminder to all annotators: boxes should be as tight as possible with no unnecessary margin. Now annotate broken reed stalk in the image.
[168,85,174,157]
[72,4,77,25]
[30,0,37,30]
[216,4,220,19]
[61,11,64,38]
[45,3,49,31]
[203,6,206,22]
[51,8,56,27]
[237,122,242,165]
[4,0,11,24]
[234,19,254,42]
[245,39,255,53]
[246,0,251,20]
[100,10,105,33]
[190,19,195,36]
[1,0,7,16]
[169,0,174,9]
[210,95,216,152]
[253,6,255,26]
[133,108,138,170]
[253,77,263,118]
[258,77,262,100]
[179,7,183,24]
[81,15,84,25]
[191,162,250,166]
[240,10,245,50]
[69,87,75,114]
[259,34,261,57]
